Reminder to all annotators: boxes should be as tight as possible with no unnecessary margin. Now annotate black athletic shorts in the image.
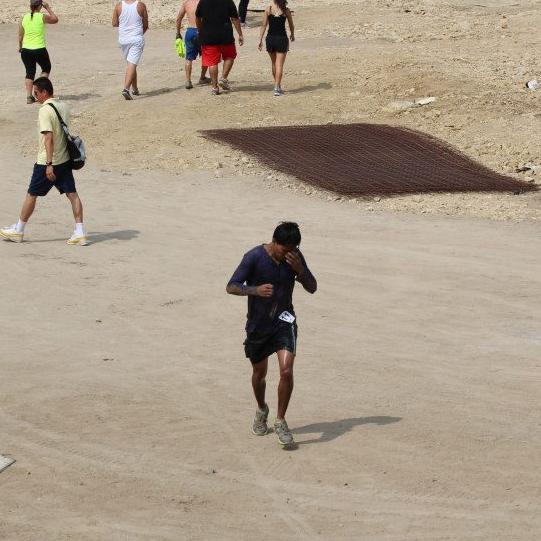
[28,161,76,197]
[21,48,51,80]
[266,35,289,54]
[244,323,297,364]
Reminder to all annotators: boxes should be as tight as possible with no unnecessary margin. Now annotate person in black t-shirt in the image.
[195,0,244,95]
[226,222,317,447]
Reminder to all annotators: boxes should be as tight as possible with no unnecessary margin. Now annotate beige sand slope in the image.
[2,1,541,220]
[1,2,541,539]
[2,152,541,540]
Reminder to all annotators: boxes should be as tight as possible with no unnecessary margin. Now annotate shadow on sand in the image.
[291,415,402,446]
[29,229,140,244]
[233,82,332,94]
[139,87,178,98]
[61,93,101,101]
[87,229,140,244]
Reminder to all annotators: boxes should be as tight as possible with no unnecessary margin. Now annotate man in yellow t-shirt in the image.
[0,78,88,246]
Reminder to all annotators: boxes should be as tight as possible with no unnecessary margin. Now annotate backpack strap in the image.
[47,102,67,128]
[47,102,71,144]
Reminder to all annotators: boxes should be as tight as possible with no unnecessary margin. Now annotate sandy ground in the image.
[1,1,541,540]
[2,0,541,220]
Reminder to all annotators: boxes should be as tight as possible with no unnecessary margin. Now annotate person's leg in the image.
[25,78,34,98]
[0,193,37,240]
[209,64,219,90]
[37,49,52,79]
[222,57,235,81]
[0,193,35,241]
[251,357,270,435]
[65,192,83,224]
[131,68,138,92]
[276,349,295,419]
[269,52,277,80]
[238,0,249,23]
[65,192,88,244]
[20,193,38,222]
[274,52,287,90]
[124,63,137,91]
[219,46,237,91]
[272,348,295,445]
[2,164,50,241]
[252,357,268,409]
[199,65,209,81]
[185,60,193,84]
[21,49,37,101]
[201,46,221,93]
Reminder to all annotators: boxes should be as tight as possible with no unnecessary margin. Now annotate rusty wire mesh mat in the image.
[201,123,536,197]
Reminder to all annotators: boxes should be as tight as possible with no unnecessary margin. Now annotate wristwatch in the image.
[46,161,53,166]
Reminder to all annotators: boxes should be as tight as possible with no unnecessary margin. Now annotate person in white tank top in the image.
[112,0,148,100]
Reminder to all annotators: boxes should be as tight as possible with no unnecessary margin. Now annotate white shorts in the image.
[120,40,144,65]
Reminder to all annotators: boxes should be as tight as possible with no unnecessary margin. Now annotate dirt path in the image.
[1,3,541,539]
[1,143,541,539]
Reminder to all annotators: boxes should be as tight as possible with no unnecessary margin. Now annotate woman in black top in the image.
[258,0,294,96]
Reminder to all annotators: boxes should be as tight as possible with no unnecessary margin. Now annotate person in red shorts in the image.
[195,0,244,95]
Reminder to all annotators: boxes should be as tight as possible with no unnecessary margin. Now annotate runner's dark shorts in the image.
[21,48,51,80]
[244,323,297,364]
[28,161,76,197]
[266,35,289,54]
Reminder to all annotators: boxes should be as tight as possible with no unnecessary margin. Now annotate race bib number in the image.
[278,311,296,323]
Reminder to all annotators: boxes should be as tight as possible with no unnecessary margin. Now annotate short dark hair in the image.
[273,222,301,246]
[33,77,53,95]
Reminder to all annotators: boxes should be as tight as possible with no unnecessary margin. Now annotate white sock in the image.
[15,220,26,233]
[75,223,85,236]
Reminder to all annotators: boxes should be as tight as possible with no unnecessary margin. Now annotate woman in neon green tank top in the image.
[18,0,58,104]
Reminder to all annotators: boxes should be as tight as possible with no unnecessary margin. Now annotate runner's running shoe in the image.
[252,404,270,436]
[274,418,294,446]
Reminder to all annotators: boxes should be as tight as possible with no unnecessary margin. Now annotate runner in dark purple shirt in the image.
[227,244,315,333]
[226,222,317,447]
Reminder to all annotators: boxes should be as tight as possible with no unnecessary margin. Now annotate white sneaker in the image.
[67,233,89,246]
[0,225,24,243]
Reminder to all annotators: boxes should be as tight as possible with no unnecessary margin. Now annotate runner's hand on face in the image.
[285,251,303,275]
[256,283,273,297]
[46,165,56,182]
